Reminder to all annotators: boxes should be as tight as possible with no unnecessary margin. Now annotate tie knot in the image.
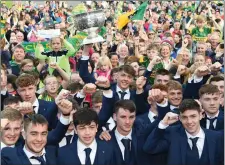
[119,91,127,100]
[84,148,92,156]
[121,138,131,150]
[190,137,199,145]
[31,155,46,165]
[207,117,217,122]
[119,91,127,95]
[153,116,158,120]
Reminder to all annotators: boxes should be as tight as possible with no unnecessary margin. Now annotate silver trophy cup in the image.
[73,10,105,45]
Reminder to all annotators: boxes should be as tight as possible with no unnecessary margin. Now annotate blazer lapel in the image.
[37,100,46,115]
[69,140,82,165]
[216,111,224,130]
[94,140,106,165]
[45,147,56,165]
[179,127,188,165]
[17,146,32,165]
[204,129,216,165]
[111,132,123,161]
[131,130,138,163]
[200,118,207,128]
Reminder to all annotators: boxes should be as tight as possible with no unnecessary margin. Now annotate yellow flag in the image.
[117,10,135,30]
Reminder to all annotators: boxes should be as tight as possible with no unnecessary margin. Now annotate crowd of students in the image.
[0,1,224,165]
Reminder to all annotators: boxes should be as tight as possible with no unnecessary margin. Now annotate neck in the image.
[205,111,219,118]
[25,144,43,156]
[79,138,94,148]
[48,92,58,98]
[15,60,22,64]
[117,127,131,136]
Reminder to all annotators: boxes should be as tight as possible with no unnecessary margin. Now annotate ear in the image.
[113,113,117,122]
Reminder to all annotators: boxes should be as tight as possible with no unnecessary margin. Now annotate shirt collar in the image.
[170,105,179,110]
[77,138,97,153]
[115,128,132,141]
[116,85,130,94]
[148,111,157,121]
[65,131,75,136]
[33,98,39,107]
[185,127,205,139]
[23,145,46,159]
[1,142,15,149]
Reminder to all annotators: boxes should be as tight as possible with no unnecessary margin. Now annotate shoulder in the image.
[58,142,76,153]
[1,147,17,155]
[97,139,114,152]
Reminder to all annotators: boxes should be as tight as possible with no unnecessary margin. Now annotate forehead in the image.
[202,93,220,98]
[118,71,132,76]
[27,123,48,132]
[6,120,22,128]
[155,74,170,79]
[168,89,182,93]
[18,84,36,90]
[180,109,199,116]
[52,38,61,43]
[117,108,135,116]
[14,48,24,52]
[77,121,97,127]
[211,81,224,86]
[92,53,100,57]
[45,77,57,82]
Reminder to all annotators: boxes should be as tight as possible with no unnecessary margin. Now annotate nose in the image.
[36,134,43,142]
[9,129,16,136]
[85,128,90,135]
[209,100,214,105]
[25,90,30,96]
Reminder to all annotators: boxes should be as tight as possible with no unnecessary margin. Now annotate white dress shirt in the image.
[148,111,158,123]
[116,85,130,100]
[59,131,75,148]
[102,117,116,131]
[23,146,46,165]
[114,128,132,160]
[185,128,205,158]
[170,105,179,111]
[206,111,219,129]
[32,98,39,114]
[1,142,15,149]
[77,139,97,164]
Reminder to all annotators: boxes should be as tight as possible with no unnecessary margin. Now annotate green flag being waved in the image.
[131,1,148,21]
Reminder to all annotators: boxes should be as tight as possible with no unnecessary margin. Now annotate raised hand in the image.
[95,76,110,89]
[194,65,210,77]
[55,89,71,105]
[136,76,147,90]
[57,99,73,116]
[177,65,187,75]
[83,83,97,95]
[162,112,179,126]
[18,102,34,115]
[149,89,165,103]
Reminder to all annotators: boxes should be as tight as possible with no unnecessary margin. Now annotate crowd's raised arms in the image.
[0,1,224,165]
